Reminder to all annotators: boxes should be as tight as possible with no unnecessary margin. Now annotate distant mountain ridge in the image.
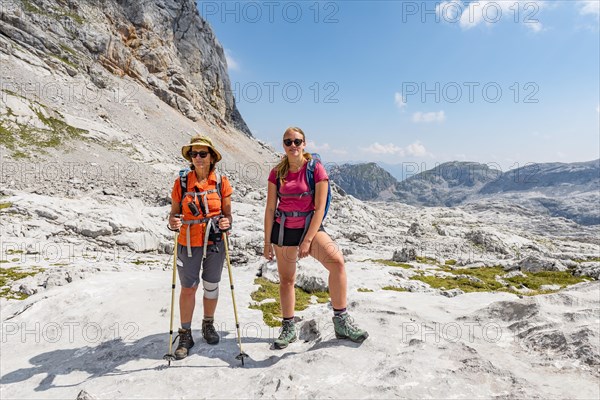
[328,163,397,201]
[329,159,600,225]
[394,161,502,207]
[479,159,600,194]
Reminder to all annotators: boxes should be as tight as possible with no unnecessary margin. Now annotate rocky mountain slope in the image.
[1,1,599,399]
[393,161,501,206]
[1,0,249,132]
[328,162,397,201]
[1,0,276,204]
[331,160,599,225]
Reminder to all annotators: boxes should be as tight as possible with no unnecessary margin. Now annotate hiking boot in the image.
[174,328,194,359]
[333,312,369,343]
[202,319,220,345]
[274,319,297,349]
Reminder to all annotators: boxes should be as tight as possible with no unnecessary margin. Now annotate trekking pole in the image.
[163,216,181,366]
[222,229,249,366]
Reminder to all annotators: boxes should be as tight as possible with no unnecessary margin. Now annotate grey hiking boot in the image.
[274,319,297,349]
[202,318,220,345]
[174,328,195,359]
[333,312,369,343]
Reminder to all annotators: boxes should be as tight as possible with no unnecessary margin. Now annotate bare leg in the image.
[179,286,199,325]
[274,245,299,318]
[309,232,347,309]
[203,297,217,318]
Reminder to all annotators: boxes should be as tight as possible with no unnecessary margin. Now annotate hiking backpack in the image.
[276,153,332,220]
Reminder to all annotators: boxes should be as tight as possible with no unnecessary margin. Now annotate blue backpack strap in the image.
[306,155,331,221]
[178,168,191,210]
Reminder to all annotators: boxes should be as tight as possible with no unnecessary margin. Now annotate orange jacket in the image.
[171,170,233,247]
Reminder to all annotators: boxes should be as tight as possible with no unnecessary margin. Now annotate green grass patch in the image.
[371,259,413,269]
[573,257,600,263]
[504,271,587,290]
[382,286,408,292]
[1,105,88,158]
[0,260,9,264]
[249,278,329,327]
[415,256,439,265]
[445,259,457,266]
[11,258,20,262]
[21,0,84,23]
[409,266,588,295]
[0,266,45,300]
[411,274,502,293]
[357,288,374,292]
[6,249,23,255]
[59,44,78,56]
[0,202,13,210]
[446,266,506,280]
[50,53,78,69]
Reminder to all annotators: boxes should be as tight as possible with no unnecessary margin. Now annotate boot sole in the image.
[174,343,195,359]
[335,332,369,343]
[273,336,297,349]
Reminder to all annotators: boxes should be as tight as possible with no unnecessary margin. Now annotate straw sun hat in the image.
[181,135,222,162]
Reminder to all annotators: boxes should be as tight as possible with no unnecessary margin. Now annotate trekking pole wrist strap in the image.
[167,224,178,232]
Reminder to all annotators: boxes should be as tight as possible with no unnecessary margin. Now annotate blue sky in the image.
[199,1,599,174]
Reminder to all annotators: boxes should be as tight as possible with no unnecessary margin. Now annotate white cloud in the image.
[596,104,599,113]
[394,92,407,109]
[362,141,430,157]
[579,0,600,16]
[224,49,239,71]
[363,142,405,155]
[406,141,428,157]
[437,0,545,32]
[306,140,331,152]
[412,110,446,123]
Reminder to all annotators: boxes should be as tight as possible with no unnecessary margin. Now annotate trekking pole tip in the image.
[236,352,249,366]
[163,353,176,367]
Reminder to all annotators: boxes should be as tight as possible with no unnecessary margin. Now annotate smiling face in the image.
[282,128,306,159]
[189,145,213,171]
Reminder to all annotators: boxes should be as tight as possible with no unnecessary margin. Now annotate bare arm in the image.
[301,180,328,244]
[219,196,232,230]
[168,201,182,230]
[263,181,278,260]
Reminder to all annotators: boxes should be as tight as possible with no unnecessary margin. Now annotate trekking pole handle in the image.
[167,214,183,232]
[218,215,231,233]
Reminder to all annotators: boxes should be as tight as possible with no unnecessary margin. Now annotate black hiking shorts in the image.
[271,222,325,247]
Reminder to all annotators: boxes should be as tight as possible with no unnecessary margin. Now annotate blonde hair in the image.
[276,127,312,185]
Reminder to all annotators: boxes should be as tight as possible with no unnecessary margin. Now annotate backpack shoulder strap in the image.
[215,171,223,199]
[178,168,191,208]
[306,158,317,192]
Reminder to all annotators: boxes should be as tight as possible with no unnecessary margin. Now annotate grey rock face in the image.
[518,256,567,273]
[76,390,98,400]
[296,273,328,293]
[0,0,250,135]
[394,161,502,207]
[345,231,372,244]
[299,319,321,342]
[392,248,417,262]
[465,230,510,255]
[328,163,398,201]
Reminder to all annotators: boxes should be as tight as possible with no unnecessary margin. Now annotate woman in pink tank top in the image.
[263,127,369,349]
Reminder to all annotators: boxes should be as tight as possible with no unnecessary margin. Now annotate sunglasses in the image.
[283,138,304,147]
[188,150,210,159]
